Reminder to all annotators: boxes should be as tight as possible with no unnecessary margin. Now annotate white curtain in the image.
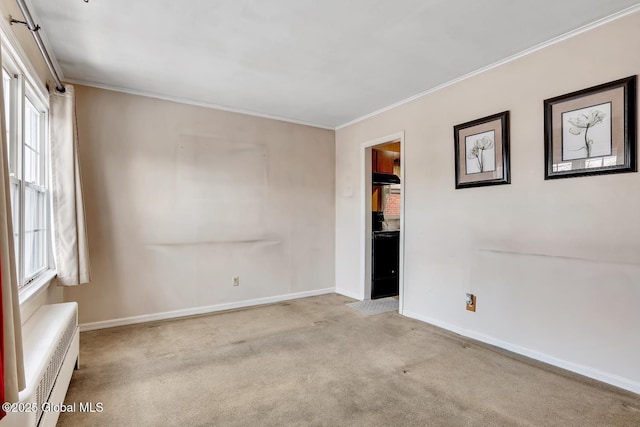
[49,84,91,286]
[0,43,26,402]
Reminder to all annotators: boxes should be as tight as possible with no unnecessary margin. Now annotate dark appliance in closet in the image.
[371,230,399,299]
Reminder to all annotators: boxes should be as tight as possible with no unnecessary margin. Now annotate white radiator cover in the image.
[1,303,79,427]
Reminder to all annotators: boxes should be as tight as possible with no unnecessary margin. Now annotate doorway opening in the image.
[360,132,405,314]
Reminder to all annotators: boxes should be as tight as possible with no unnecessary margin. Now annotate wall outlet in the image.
[466,293,476,312]
[233,276,240,286]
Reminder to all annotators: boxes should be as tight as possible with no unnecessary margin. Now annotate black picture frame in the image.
[454,111,510,189]
[543,76,637,180]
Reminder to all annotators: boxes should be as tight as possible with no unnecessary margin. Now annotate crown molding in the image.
[64,78,335,130]
[336,4,640,130]
[5,1,638,131]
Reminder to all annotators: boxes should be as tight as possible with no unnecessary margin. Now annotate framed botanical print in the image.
[543,76,636,179]
[454,111,510,189]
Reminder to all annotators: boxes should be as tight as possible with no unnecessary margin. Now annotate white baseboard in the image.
[335,288,363,300]
[80,288,335,332]
[403,310,640,395]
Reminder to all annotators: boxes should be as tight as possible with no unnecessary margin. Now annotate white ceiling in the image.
[26,0,640,128]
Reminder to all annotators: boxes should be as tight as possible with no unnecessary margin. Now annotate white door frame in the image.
[360,131,405,314]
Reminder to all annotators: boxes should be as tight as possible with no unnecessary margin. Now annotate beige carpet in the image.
[58,294,640,426]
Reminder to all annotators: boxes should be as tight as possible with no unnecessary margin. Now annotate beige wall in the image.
[65,86,335,325]
[336,11,640,392]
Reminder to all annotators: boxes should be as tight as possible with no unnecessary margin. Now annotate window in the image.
[383,186,401,218]
[2,53,52,290]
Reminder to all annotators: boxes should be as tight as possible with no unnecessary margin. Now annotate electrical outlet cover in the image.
[466,295,476,312]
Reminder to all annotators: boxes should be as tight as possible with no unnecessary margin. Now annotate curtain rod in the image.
[10,0,65,93]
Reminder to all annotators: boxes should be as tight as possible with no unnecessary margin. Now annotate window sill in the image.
[19,269,57,306]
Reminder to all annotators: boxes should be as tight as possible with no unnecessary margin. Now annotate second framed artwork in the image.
[544,75,637,179]
[454,111,510,189]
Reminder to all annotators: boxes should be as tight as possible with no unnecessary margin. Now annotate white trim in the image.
[63,78,335,130]
[359,132,405,152]
[336,4,640,130]
[398,135,406,314]
[335,288,362,301]
[403,310,640,395]
[18,268,56,306]
[360,131,405,313]
[80,287,335,332]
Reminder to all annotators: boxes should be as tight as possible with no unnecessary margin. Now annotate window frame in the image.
[2,42,54,292]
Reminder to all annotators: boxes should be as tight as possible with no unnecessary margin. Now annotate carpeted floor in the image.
[58,294,640,426]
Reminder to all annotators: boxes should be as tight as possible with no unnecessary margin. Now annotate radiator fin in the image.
[34,312,77,426]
